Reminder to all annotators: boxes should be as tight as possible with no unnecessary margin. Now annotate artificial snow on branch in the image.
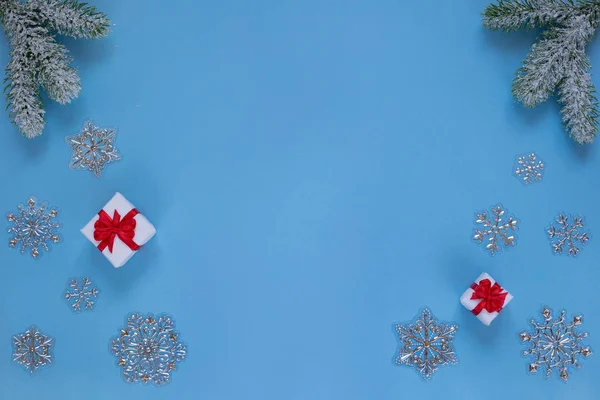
[483,0,600,144]
[0,0,109,138]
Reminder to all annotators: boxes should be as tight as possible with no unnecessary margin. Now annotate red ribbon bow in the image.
[93,209,141,253]
[469,279,507,316]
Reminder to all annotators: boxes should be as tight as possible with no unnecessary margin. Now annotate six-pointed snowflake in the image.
[520,307,592,382]
[473,204,518,255]
[7,197,60,258]
[514,153,545,185]
[393,307,458,380]
[66,120,121,177]
[547,213,590,257]
[65,277,100,312]
[12,326,53,374]
[110,313,187,386]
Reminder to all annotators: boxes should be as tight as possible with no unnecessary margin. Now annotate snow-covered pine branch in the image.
[27,0,110,39]
[483,0,600,144]
[483,0,575,32]
[0,0,109,138]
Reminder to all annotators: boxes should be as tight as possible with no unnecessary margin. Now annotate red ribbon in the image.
[469,279,507,316]
[93,209,141,253]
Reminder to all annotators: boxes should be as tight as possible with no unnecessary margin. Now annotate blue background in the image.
[0,0,599,398]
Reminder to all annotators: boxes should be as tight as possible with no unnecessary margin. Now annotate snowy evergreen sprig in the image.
[483,0,600,144]
[0,0,109,138]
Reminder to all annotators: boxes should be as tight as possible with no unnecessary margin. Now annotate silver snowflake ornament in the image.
[393,307,458,380]
[110,313,187,386]
[12,326,53,374]
[514,153,545,185]
[547,213,590,257]
[520,307,592,382]
[66,120,121,177]
[473,204,518,256]
[65,277,99,312]
[7,197,60,258]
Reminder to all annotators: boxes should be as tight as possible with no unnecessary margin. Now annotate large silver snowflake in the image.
[520,307,592,382]
[65,277,100,312]
[7,197,60,258]
[547,213,590,257]
[110,313,187,386]
[12,326,53,374]
[393,307,458,380]
[514,153,545,185]
[66,120,121,177]
[473,204,518,256]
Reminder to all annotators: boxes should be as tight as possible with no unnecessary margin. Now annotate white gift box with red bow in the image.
[460,272,513,326]
[81,192,156,268]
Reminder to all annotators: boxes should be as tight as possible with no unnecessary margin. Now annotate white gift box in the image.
[81,192,156,268]
[460,272,513,326]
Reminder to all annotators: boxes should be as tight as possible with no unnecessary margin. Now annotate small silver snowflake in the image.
[514,153,545,185]
[65,277,100,312]
[66,120,121,177]
[7,197,60,258]
[393,307,458,380]
[473,204,518,256]
[547,213,590,257]
[520,307,592,382]
[110,313,187,386]
[12,326,53,374]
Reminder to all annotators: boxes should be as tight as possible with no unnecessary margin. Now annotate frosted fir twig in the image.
[28,0,109,39]
[483,0,579,31]
[483,0,600,144]
[0,0,109,138]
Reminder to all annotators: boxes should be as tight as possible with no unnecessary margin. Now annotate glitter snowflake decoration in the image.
[66,120,121,177]
[7,197,60,258]
[473,204,518,256]
[110,313,187,386]
[393,307,458,380]
[12,326,53,374]
[547,213,590,257]
[514,153,545,185]
[520,307,592,382]
[65,277,99,312]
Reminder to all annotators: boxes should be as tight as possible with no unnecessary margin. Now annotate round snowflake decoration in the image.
[12,326,53,374]
[472,204,518,256]
[110,313,187,386]
[519,307,593,382]
[547,213,590,257]
[66,120,121,177]
[392,307,459,380]
[7,197,60,258]
[64,277,99,312]
[513,153,545,185]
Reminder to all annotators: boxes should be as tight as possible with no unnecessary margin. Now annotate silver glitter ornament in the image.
[547,213,590,257]
[473,204,518,256]
[393,307,458,380]
[514,153,545,185]
[12,326,53,374]
[66,120,121,177]
[7,197,60,258]
[65,277,99,312]
[520,307,592,382]
[110,313,187,386]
